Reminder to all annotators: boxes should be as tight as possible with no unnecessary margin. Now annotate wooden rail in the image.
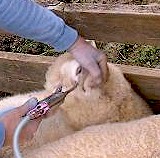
[0,51,54,93]
[0,51,159,112]
[52,3,160,46]
[0,4,160,112]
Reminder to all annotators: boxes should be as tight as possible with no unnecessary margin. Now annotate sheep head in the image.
[43,53,151,130]
[44,53,108,97]
[43,53,119,130]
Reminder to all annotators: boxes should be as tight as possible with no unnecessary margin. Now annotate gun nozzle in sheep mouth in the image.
[41,82,78,111]
[42,82,78,108]
[24,83,78,120]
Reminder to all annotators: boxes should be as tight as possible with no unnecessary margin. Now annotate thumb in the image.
[18,97,38,116]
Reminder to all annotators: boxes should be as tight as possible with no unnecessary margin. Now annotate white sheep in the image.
[23,114,160,158]
[0,53,153,157]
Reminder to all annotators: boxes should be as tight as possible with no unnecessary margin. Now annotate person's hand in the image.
[68,36,109,88]
[0,98,42,146]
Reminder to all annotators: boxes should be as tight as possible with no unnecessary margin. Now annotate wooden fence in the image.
[0,3,160,112]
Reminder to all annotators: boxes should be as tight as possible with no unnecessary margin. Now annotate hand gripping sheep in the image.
[13,84,77,158]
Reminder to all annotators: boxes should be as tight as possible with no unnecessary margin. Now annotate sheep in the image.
[23,114,160,158]
[0,53,153,157]
[26,53,153,147]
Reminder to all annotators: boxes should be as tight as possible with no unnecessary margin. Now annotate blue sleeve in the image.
[0,122,5,149]
[0,0,78,52]
[0,107,15,149]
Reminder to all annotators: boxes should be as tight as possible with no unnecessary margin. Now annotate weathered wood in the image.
[118,64,160,101]
[0,51,54,93]
[50,4,160,46]
[0,52,159,111]
[117,64,160,113]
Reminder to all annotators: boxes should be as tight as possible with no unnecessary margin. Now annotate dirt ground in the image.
[36,0,160,5]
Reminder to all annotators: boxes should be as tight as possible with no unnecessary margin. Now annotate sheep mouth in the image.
[77,78,90,94]
[71,80,86,93]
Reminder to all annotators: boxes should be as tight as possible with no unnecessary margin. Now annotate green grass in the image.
[0,35,60,56]
[97,42,160,68]
[0,35,159,68]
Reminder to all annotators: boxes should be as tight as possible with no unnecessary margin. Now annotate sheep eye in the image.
[55,85,62,93]
[76,66,82,75]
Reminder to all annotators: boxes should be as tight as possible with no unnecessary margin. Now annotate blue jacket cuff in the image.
[0,122,5,149]
[52,25,78,52]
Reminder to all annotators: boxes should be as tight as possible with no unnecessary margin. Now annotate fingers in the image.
[86,61,102,87]
[83,47,108,87]
[1,98,39,146]
[15,98,42,144]
[97,53,109,83]
[18,97,38,116]
[87,55,108,88]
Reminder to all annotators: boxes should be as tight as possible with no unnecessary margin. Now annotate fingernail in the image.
[25,97,38,110]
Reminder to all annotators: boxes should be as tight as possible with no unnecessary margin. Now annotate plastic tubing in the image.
[13,115,30,158]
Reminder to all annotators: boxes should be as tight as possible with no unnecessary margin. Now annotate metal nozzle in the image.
[38,83,78,108]
[23,83,77,119]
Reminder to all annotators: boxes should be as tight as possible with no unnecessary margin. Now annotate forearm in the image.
[0,0,78,51]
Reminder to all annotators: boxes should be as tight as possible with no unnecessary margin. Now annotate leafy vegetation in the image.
[97,42,160,68]
[0,35,60,56]
[0,35,159,68]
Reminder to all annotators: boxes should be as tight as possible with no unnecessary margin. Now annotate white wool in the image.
[0,53,153,158]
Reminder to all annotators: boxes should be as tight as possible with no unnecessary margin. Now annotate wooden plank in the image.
[118,64,160,101]
[117,64,160,113]
[49,4,160,46]
[0,52,159,109]
[0,51,54,93]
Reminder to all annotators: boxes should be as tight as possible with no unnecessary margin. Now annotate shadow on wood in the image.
[50,4,160,46]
